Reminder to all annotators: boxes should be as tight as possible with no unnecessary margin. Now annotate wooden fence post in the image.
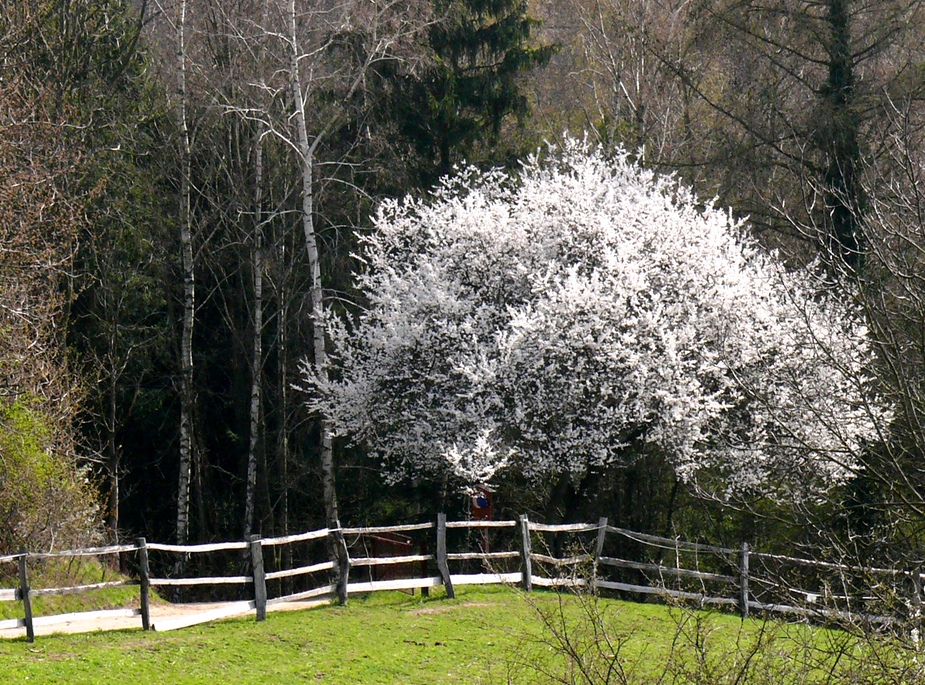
[436,513,455,599]
[249,535,267,621]
[520,515,532,592]
[18,549,34,643]
[137,538,151,630]
[593,517,608,590]
[739,541,750,619]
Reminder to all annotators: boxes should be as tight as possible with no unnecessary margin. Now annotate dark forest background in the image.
[3,0,925,565]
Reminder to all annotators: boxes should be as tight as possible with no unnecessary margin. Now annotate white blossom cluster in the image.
[304,139,890,498]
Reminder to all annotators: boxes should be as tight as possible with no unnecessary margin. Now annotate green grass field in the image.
[0,586,917,684]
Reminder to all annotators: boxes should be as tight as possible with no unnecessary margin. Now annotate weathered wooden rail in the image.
[2,516,919,642]
[0,545,142,642]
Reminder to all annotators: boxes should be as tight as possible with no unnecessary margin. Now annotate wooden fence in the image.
[2,516,919,642]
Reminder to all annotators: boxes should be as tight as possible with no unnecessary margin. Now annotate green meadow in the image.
[1,586,917,684]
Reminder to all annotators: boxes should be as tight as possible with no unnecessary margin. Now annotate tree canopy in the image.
[305,140,889,500]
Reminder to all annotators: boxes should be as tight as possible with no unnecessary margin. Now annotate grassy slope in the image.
[0,586,906,684]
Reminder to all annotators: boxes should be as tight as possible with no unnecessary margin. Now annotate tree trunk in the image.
[822,0,863,271]
[288,0,348,598]
[107,368,120,543]
[289,0,340,529]
[176,0,195,546]
[278,270,292,589]
[244,120,264,538]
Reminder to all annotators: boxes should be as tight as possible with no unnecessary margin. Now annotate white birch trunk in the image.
[289,0,348,602]
[288,0,340,529]
[176,0,195,546]
[278,261,292,588]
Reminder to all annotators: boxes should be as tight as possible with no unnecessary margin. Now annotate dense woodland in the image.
[3,0,925,567]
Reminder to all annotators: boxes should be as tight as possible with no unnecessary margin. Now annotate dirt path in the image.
[0,598,328,639]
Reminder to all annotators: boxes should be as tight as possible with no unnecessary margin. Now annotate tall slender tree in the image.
[175,0,197,545]
[284,0,351,592]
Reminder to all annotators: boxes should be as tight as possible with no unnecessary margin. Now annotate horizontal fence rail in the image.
[3,515,919,642]
[341,523,435,535]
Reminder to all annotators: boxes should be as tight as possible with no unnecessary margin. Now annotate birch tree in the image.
[285,0,338,532]
[251,0,421,526]
[275,0,428,594]
[174,0,196,546]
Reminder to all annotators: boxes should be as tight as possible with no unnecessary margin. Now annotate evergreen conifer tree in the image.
[395,0,557,187]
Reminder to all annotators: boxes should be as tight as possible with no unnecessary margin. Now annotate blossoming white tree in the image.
[303,139,889,499]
